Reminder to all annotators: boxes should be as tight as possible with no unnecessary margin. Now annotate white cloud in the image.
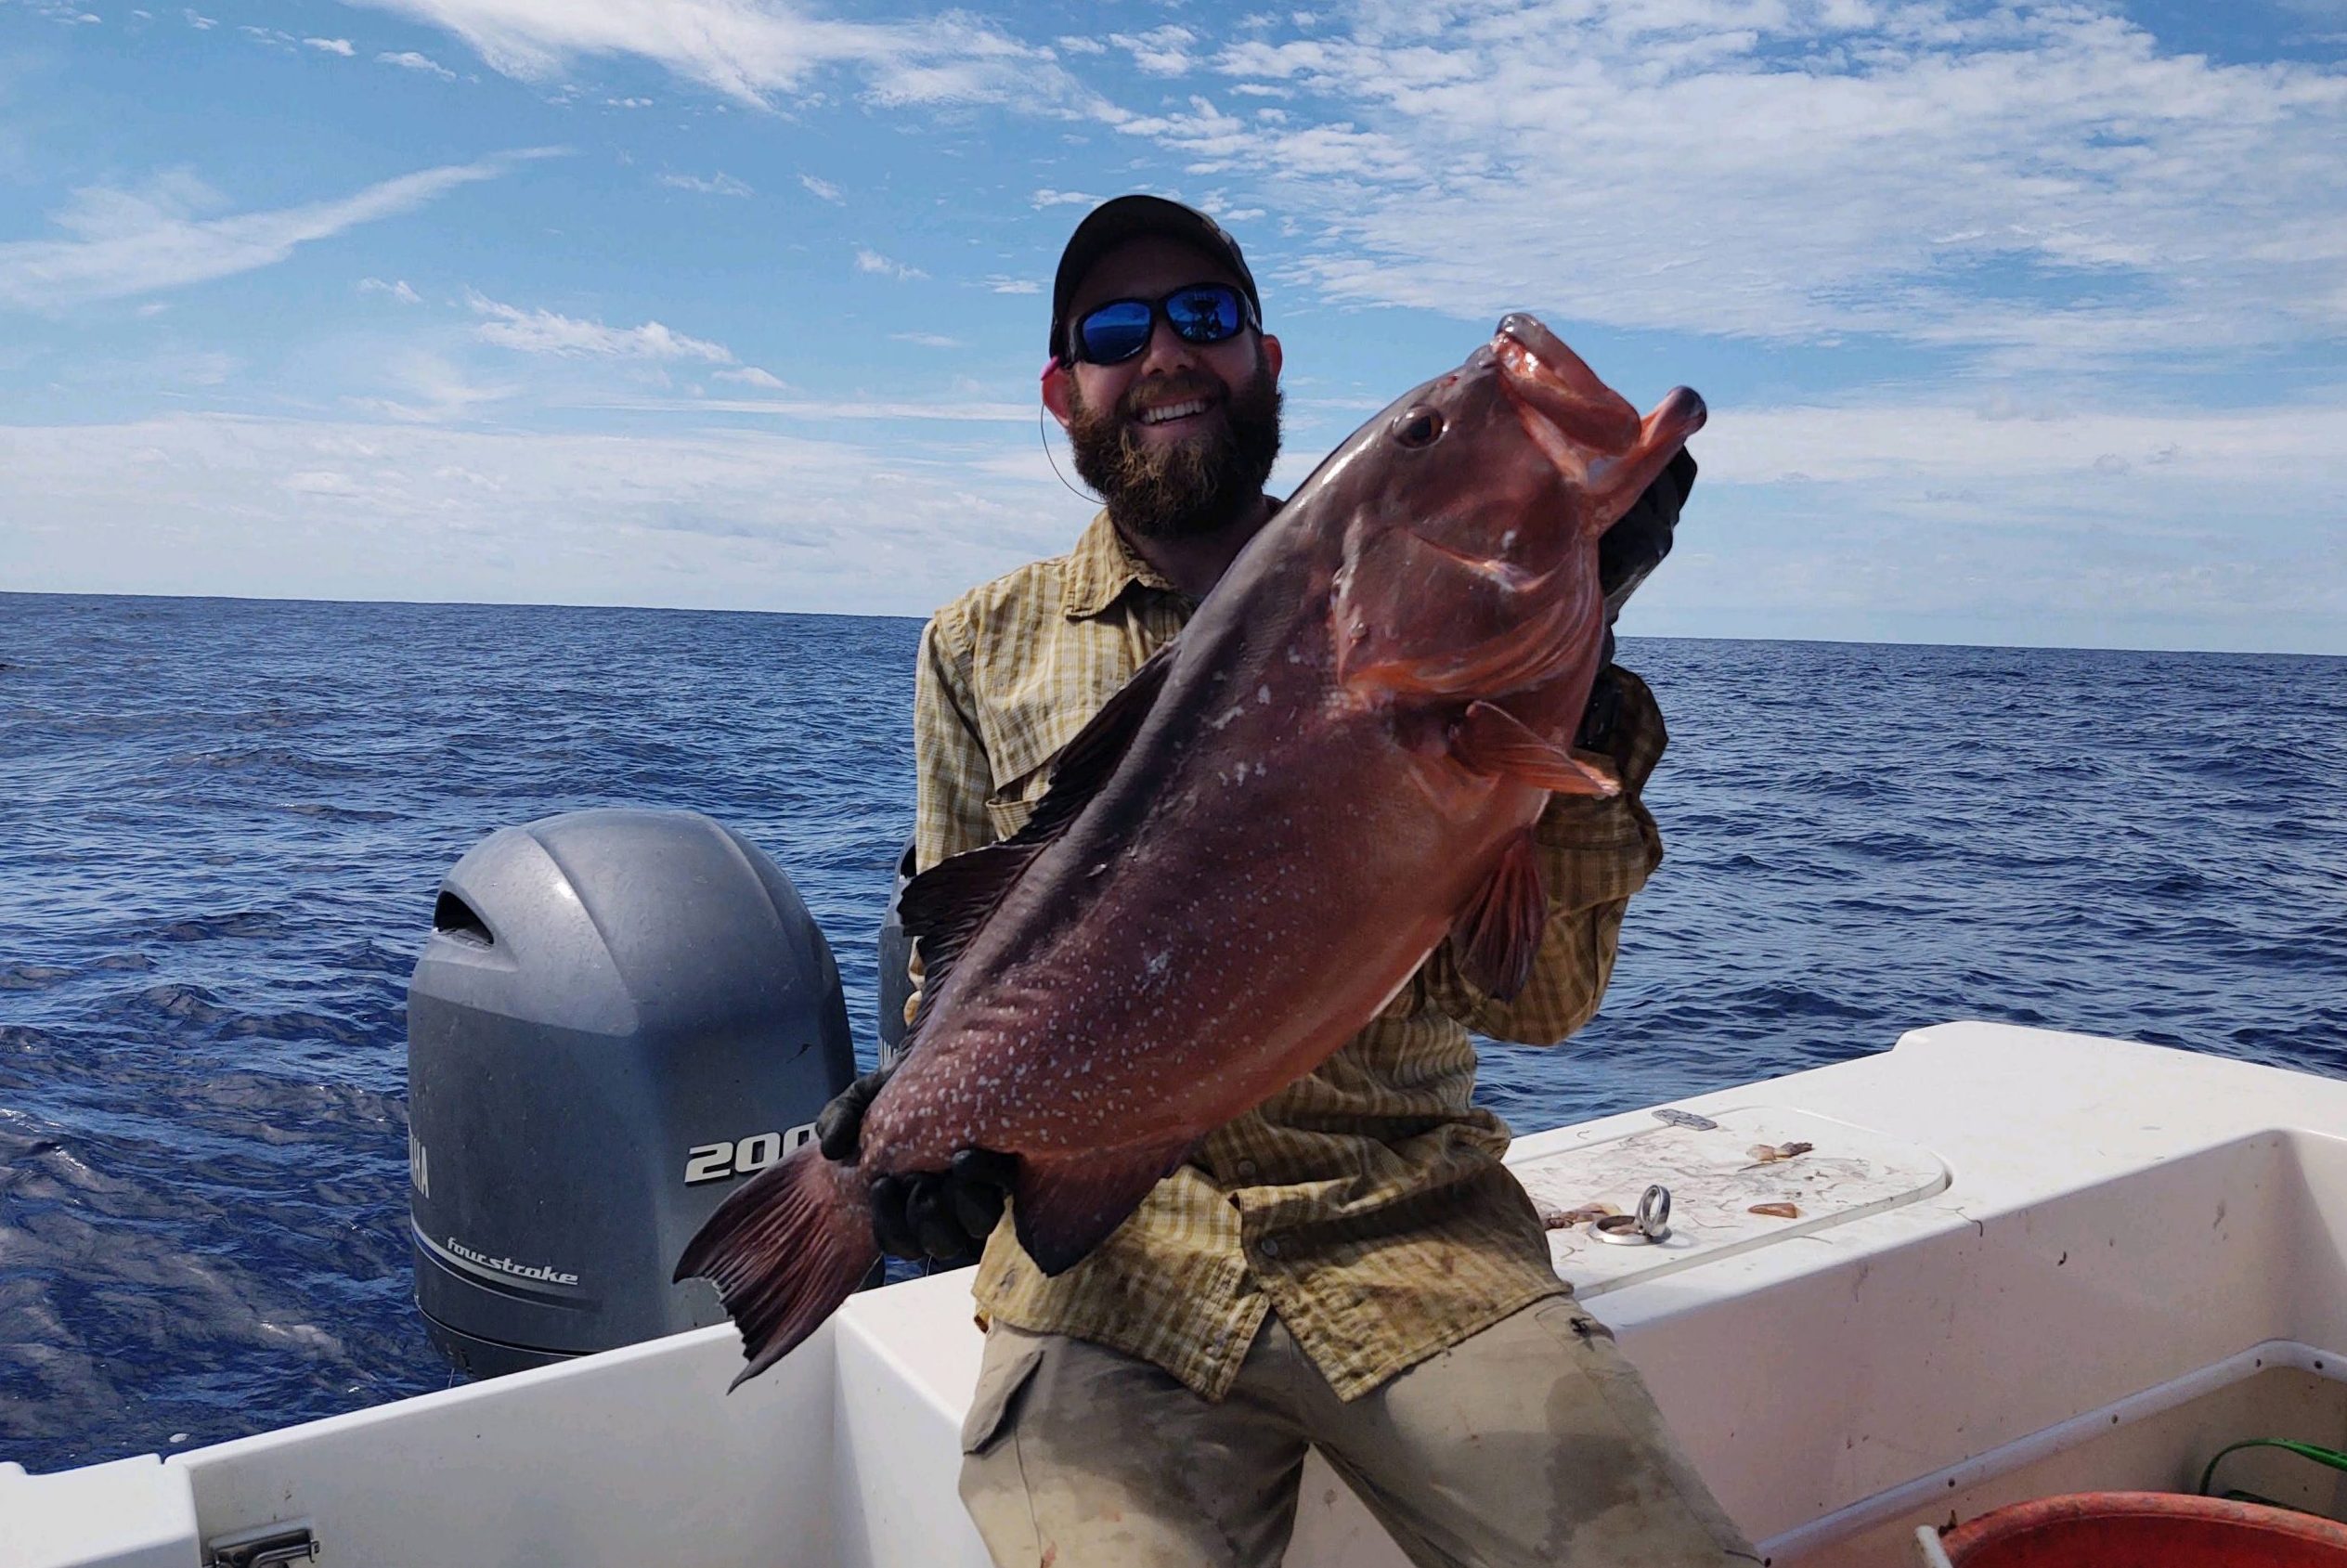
[798,173,843,202]
[889,331,964,348]
[1609,393,2347,649]
[660,171,752,197]
[465,291,735,362]
[0,413,1085,617]
[855,247,926,280]
[986,275,1041,295]
[614,396,1029,421]
[1109,25,1195,76]
[344,350,514,422]
[1119,0,2347,363]
[182,7,214,26]
[0,152,551,311]
[713,366,787,389]
[376,48,455,77]
[1031,188,1094,208]
[339,0,1117,118]
[357,276,422,304]
[303,36,355,55]
[1054,34,1107,55]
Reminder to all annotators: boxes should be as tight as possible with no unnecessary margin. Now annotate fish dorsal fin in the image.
[1453,700,1620,797]
[1449,829,1550,1001]
[1013,637,1178,847]
[900,641,1178,1030]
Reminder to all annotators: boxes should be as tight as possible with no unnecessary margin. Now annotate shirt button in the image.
[1258,1238,1281,1259]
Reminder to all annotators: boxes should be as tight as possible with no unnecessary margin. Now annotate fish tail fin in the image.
[674,1145,875,1390]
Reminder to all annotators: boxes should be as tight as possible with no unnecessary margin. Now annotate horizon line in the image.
[4,588,2338,662]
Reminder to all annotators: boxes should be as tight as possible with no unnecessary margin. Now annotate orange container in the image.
[1937,1491,2347,1565]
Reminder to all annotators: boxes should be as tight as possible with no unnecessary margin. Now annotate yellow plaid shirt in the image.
[913,511,1666,1402]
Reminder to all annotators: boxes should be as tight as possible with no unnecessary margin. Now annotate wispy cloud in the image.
[181,8,214,27]
[798,173,842,202]
[0,151,552,311]
[1116,0,2347,366]
[466,290,735,361]
[985,275,1041,295]
[1109,25,1196,76]
[1031,188,1093,208]
[855,247,925,280]
[303,36,355,55]
[344,350,514,422]
[340,0,1115,117]
[377,48,455,77]
[358,276,422,304]
[889,331,964,348]
[660,171,752,197]
[713,366,787,389]
[0,412,1080,616]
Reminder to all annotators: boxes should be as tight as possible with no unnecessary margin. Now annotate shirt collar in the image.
[1060,510,1183,620]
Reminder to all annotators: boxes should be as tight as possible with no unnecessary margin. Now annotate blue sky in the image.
[1,0,2341,651]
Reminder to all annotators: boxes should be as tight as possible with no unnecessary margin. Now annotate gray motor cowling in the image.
[875,839,916,1068]
[406,809,855,1377]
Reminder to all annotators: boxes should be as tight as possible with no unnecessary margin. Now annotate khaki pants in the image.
[958,1299,1758,1568]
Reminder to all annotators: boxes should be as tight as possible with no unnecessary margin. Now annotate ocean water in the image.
[2,591,2341,1473]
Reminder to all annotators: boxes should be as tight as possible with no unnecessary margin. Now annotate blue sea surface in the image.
[2,591,2341,1473]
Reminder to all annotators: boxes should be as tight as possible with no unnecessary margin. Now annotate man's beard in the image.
[1066,363,1283,540]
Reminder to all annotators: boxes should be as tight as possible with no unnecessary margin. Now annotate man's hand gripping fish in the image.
[678,315,1706,1385]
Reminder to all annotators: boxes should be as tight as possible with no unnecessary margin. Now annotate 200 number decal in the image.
[683,1122,817,1186]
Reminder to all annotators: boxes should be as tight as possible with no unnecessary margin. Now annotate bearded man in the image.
[819,196,1753,1568]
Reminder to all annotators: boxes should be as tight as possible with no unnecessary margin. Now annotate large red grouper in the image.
[678,314,1705,1385]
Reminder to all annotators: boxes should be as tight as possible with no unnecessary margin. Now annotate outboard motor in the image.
[875,840,917,1068]
[407,809,855,1377]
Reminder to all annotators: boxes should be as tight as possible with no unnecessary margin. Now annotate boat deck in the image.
[11,1021,2347,1567]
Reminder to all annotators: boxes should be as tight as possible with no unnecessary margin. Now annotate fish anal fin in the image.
[899,644,1180,1029]
[1450,831,1550,1002]
[1012,1140,1193,1276]
[1454,701,1619,797]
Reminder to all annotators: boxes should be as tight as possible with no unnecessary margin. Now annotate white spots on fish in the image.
[1146,949,1172,980]
[1207,702,1247,732]
[1257,684,1271,705]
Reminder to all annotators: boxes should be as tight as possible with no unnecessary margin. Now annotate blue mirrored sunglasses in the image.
[1070,282,1257,366]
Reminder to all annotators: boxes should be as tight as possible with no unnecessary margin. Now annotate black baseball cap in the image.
[1049,195,1262,362]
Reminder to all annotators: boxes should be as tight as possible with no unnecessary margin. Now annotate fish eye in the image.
[1394,407,1445,448]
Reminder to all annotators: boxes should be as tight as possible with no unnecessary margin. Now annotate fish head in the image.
[1329,314,1705,702]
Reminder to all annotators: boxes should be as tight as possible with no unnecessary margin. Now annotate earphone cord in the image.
[1041,402,1099,504]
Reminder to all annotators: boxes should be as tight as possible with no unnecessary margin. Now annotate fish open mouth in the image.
[1491,314,1643,456]
[1490,313,1707,508]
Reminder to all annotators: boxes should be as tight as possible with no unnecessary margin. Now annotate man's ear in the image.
[1041,361,1074,430]
[1261,332,1283,386]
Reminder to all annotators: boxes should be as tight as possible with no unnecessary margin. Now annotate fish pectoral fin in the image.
[1449,830,1550,1003]
[1012,1139,1194,1277]
[1453,701,1619,797]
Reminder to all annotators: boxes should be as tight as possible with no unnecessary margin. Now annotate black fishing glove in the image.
[814,1062,1013,1263]
[1577,447,1696,753]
